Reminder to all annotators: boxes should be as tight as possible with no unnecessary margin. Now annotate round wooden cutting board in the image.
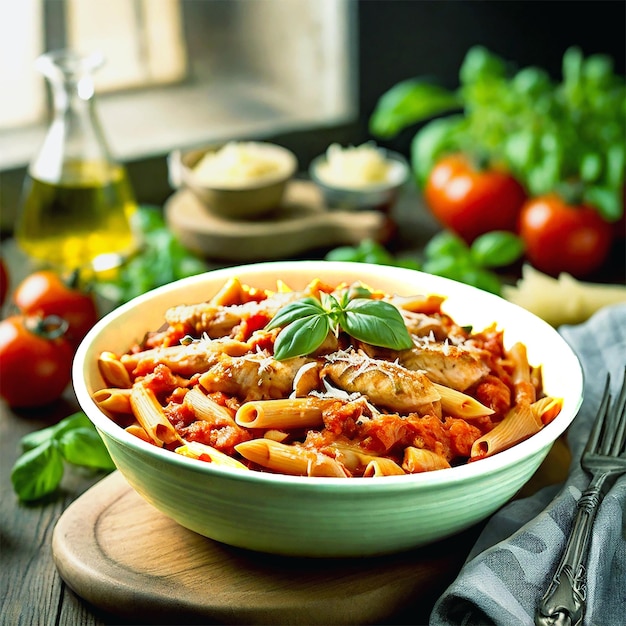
[52,471,479,625]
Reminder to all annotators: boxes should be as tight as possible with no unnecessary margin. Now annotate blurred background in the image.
[0,0,624,232]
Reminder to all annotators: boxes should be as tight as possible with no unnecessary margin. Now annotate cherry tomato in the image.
[0,315,74,408]
[424,154,527,243]
[13,270,98,347]
[518,194,614,277]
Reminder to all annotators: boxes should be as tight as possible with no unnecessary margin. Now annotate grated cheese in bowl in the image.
[192,142,288,187]
[315,143,403,189]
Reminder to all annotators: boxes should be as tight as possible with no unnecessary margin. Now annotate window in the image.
[0,0,357,170]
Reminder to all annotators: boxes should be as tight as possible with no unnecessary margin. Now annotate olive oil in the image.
[16,50,139,273]
[16,160,138,272]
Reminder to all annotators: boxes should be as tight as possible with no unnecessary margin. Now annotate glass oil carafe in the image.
[15,50,138,274]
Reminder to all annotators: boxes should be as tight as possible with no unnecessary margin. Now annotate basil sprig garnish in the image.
[266,287,413,360]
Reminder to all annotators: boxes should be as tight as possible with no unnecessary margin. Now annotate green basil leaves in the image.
[266,288,413,361]
[11,412,115,502]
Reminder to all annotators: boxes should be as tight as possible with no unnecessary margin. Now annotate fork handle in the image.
[535,478,606,626]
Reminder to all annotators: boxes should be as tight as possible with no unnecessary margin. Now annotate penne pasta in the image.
[98,352,132,388]
[125,423,155,444]
[209,277,245,306]
[402,447,451,473]
[532,396,563,425]
[235,439,349,477]
[130,385,182,447]
[432,383,494,419]
[508,342,536,405]
[185,386,237,426]
[93,388,133,414]
[175,440,249,470]
[471,402,542,460]
[235,397,326,429]
[329,442,381,473]
[363,457,406,477]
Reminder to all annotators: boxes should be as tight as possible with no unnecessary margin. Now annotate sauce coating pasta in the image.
[94,278,562,477]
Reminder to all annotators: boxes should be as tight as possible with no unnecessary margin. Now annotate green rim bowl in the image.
[73,261,583,557]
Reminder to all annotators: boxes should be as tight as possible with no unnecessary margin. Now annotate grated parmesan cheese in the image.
[315,142,399,189]
[193,142,285,186]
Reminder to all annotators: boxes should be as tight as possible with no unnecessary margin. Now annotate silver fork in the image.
[535,367,626,626]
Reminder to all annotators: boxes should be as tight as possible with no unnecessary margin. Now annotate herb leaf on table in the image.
[11,412,115,502]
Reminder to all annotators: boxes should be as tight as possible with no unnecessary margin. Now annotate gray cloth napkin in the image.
[431,303,626,626]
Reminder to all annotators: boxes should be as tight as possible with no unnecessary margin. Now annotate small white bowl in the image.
[169,142,298,220]
[73,261,583,557]
[309,148,410,212]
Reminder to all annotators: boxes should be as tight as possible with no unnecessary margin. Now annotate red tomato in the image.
[0,315,74,408]
[424,154,527,243]
[13,270,98,347]
[518,194,614,277]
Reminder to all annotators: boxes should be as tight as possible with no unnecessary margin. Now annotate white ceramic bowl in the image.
[73,261,583,557]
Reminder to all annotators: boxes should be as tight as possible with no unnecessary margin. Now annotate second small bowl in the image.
[169,142,298,220]
[309,147,410,213]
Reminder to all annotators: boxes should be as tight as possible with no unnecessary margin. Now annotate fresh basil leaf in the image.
[421,255,471,283]
[459,46,506,85]
[582,54,614,86]
[344,299,413,351]
[272,314,330,361]
[604,144,625,189]
[20,412,92,452]
[369,78,461,139]
[504,130,537,175]
[423,231,469,260]
[59,428,116,471]
[320,292,342,315]
[580,152,603,183]
[511,67,551,98]
[11,441,64,502]
[470,231,525,268]
[458,267,503,295]
[562,47,584,90]
[265,297,325,330]
[410,116,465,187]
[356,239,398,265]
[582,185,623,222]
[324,245,362,262]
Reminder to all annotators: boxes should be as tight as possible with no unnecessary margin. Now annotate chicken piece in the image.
[122,334,264,376]
[164,291,300,337]
[198,351,312,401]
[399,311,447,339]
[399,341,489,391]
[321,350,440,414]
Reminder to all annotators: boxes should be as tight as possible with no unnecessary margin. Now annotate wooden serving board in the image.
[164,180,387,262]
[52,472,476,625]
